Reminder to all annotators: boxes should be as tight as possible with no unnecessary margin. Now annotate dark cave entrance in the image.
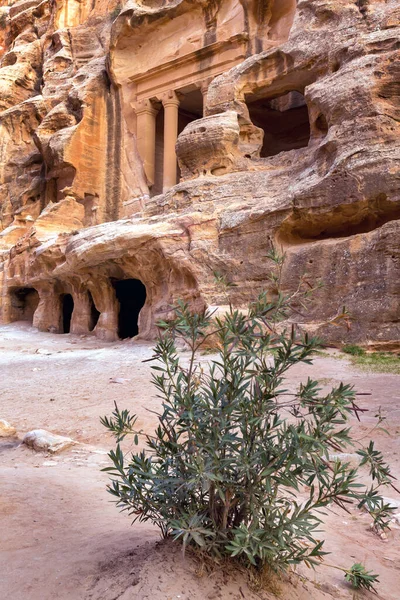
[10,287,39,323]
[246,91,311,158]
[112,279,147,339]
[88,291,100,332]
[62,294,74,333]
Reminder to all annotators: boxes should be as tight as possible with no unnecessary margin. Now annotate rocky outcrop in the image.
[0,0,399,346]
[23,429,75,452]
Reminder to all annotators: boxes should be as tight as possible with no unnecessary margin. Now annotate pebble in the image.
[109,377,130,384]
[0,419,17,438]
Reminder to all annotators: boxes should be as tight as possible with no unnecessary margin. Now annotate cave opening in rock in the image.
[246,91,311,158]
[112,279,147,339]
[62,294,74,334]
[10,287,39,323]
[88,291,100,332]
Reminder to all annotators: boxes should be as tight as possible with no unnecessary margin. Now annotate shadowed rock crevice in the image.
[278,196,400,244]
[356,0,369,18]
[105,86,122,222]
[45,165,77,203]
[66,95,84,123]
[88,290,100,332]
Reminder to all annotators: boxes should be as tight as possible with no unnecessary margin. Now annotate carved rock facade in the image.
[0,0,399,346]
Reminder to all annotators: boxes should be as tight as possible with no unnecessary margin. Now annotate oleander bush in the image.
[102,253,396,585]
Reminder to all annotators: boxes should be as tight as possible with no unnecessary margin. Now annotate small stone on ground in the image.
[0,419,17,438]
[23,429,75,453]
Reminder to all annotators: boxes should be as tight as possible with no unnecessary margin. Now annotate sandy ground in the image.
[1,322,400,600]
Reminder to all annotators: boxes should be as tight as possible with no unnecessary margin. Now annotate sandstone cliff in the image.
[0,0,399,346]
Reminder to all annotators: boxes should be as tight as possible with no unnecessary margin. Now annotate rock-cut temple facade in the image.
[0,0,399,346]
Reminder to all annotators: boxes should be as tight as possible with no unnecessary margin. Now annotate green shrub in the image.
[342,344,366,356]
[344,562,379,593]
[109,4,121,20]
[102,258,396,580]
[342,346,400,374]
[358,352,400,375]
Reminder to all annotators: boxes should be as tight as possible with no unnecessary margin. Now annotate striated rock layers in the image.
[0,0,399,346]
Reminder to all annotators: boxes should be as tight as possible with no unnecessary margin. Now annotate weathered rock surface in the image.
[0,419,17,437]
[23,429,75,453]
[0,0,398,346]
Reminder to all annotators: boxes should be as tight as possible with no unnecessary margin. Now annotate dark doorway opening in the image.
[246,91,310,158]
[151,88,204,197]
[177,88,204,183]
[178,89,204,130]
[112,279,146,339]
[62,294,74,333]
[10,287,39,323]
[88,291,100,332]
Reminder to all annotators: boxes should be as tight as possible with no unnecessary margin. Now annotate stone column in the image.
[1,289,12,324]
[162,91,180,192]
[70,288,91,335]
[200,80,211,115]
[33,284,62,333]
[88,278,119,342]
[134,99,159,187]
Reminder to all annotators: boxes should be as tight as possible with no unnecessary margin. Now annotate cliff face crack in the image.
[355,0,369,18]
[105,87,122,222]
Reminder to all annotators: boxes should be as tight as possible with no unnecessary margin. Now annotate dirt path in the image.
[1,323,399,600]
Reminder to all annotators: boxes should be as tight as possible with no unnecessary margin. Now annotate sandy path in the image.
[0,323,399,600]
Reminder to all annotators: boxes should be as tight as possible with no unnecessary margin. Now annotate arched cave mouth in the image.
[88,291,100,332]
[10,287,39,323]
[61,294,74,334]
[112,279,147,340]
[246,90,311,158]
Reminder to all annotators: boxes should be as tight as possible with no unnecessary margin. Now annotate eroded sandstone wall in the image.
[0,0,399,346]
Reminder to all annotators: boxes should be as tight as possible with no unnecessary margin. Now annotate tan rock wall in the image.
[0,0,398,346]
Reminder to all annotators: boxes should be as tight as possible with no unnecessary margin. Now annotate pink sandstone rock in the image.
[0,0,398,347]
